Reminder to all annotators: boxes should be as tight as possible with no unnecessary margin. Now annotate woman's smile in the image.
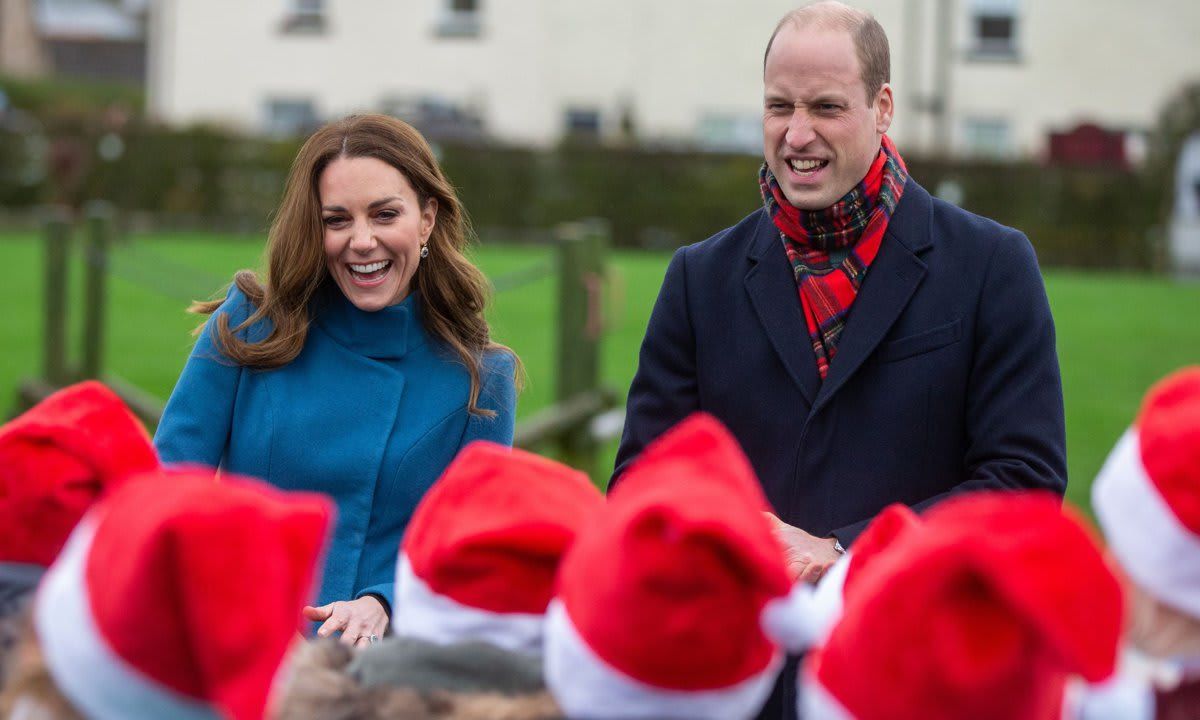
[346,259,393,286]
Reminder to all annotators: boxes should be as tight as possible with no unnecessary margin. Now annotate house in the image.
[146,0,1200,159]
[37,0,146,84]
[0,0,147,84]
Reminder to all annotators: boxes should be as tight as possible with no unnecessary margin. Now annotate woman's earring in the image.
[420,244,429,259]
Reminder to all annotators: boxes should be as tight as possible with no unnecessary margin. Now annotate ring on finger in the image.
[368,634,380,644]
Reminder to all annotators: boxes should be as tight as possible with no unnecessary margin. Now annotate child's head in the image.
[1093,366,1200,657]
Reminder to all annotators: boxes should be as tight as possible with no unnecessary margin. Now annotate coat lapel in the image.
[744,212,822,407]
[812,178,934,414]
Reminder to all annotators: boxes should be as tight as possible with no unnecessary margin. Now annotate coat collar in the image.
[744,177,934,412]
[313,282,426,360]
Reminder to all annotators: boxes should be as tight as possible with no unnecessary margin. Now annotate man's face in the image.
[763,23,893,210]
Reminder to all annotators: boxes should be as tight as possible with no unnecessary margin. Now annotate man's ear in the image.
[875,83,894,135]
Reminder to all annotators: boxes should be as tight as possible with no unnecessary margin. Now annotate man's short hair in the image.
[763,1,891,106]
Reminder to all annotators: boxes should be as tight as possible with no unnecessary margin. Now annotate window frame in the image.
[965,0,1020,61]
[435,0,483,39]
[280,0,327,35]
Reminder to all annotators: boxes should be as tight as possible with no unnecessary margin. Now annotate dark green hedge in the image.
[0,121,1165,270]
[0,74,143,118]
[906,159,1163,270]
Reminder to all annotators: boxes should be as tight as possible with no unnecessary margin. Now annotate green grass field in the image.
[2,230,1198,513]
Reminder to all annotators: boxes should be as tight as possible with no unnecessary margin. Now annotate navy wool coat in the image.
[614,176,1066,545]
[612,178,1066,719]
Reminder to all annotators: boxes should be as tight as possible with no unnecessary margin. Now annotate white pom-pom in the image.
[807,553,851,643]
[760,582,820,652]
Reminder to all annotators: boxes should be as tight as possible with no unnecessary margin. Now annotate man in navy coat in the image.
[614,5,1066,712]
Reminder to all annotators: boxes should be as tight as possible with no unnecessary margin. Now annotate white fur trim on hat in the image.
[35,517,219,720]
[797,669,856,720]
[544,599,783,720]
[760,582,821,652]
[392,553,544,654]
[808,553,852,644]
[1061,649,1158,720]
[1093,429,1200,617]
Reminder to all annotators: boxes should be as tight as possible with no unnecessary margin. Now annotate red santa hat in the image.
[800,492,1124,720]
[393,441,604,653]
[0,381,158,576]
[34,467,332,720]
[1092,366,1200,618]
[807,503,923,643]
[545,413,810,720]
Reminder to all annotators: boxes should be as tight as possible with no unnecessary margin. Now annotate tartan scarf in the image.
[758,135,908,381]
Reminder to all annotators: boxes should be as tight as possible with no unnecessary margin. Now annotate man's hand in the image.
[764,512,841,584]
[302,596,389,649]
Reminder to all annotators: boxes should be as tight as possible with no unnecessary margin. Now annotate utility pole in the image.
[931,0,955,156]
[901,0,923,152]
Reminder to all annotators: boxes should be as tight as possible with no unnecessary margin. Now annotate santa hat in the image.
[807,503,923,643]
[0,381,158,580]
[34,467,332,720]
[1093,366,1200,618]
[393,441,604,654]
[801,492,1124,720]
[545,413,809,720]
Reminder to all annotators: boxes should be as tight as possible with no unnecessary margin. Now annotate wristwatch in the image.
[832,538,846,555]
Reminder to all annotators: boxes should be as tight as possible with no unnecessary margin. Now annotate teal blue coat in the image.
[154,283,517,613]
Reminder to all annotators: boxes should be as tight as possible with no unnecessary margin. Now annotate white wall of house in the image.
[933,0,1200,158]
[147,0,1200,159]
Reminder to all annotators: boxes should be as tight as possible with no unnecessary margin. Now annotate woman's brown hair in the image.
[193,114,519,416]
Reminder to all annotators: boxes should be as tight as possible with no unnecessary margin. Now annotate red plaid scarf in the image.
[758,135,908,380]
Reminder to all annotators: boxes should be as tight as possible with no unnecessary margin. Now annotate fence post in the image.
[555,219,609,470]
[81,201,114,379]
[42,206,72,385]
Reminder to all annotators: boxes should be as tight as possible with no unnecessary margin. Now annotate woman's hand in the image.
[302,596,389,648]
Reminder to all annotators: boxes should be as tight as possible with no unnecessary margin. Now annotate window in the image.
[281,0,326,34]
[695,113,762,154]
[564,108,602,141]
[968,0,1018,59]
[264,99,318,138]
[962,117,1013,158]
[379,95,485,142]
[436,0,482,38]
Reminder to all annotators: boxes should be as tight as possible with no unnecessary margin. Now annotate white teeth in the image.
[349,260,389,273]
[789,159,827,172]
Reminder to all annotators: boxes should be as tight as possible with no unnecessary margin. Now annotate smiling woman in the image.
[153,114,521,648]
[320,156,436,313]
